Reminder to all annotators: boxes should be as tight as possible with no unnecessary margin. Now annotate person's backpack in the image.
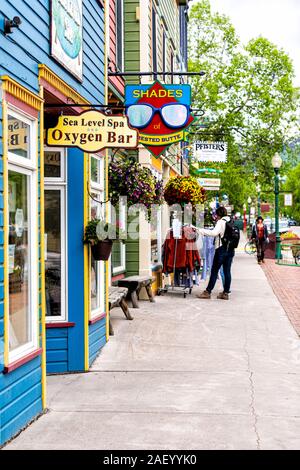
[221,217,240,250]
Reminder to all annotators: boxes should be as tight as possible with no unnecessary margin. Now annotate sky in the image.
[191,0,300,86]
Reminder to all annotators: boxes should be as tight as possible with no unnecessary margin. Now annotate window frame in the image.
[44,147,68,323]
[7,106,38,363]
[116,0,124,72]
[162,30,167,75]
[112,201,126,275]
[7,108,37,170]
[152,7,158,74]
[90,154,105,320]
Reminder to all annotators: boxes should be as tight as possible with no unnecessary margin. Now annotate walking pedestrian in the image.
[251,216,269,264]
[197,206,240,300]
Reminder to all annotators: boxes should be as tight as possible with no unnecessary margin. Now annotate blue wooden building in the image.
[0,0,107,446]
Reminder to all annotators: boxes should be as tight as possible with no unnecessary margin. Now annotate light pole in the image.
[243,203,247,232]
[247,196,252,234]
[256,183,261,217]
[272,153,283,260]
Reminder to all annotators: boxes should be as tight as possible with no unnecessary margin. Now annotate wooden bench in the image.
[108,286,133,336]
[117,275,155,308]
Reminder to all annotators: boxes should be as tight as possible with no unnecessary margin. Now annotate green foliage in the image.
[84,219,125,244]
[284,163,300,222]
[188,0,299,209]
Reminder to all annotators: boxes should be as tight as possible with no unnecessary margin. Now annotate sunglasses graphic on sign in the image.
[126,103,189,129]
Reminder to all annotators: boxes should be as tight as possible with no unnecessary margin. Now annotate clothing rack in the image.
[158,224,199,298]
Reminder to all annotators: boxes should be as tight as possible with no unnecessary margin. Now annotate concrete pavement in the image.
[4,250,300,450]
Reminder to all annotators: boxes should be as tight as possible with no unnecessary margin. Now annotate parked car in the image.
[288,218,298,226]
[263,217,289,233]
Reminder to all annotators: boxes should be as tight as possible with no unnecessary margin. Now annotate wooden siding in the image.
[89,318,106,366]
[124,0,140,83]
[0,87,43,446]
[0,98,4,377]
[0,0,106,444]
[0,356,42,445]
[109,0,125,96]
[0,0,105,102]
[46,329,68,374]
[125,213,140,276]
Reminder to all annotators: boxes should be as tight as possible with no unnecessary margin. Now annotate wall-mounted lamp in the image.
[4,16,22,35]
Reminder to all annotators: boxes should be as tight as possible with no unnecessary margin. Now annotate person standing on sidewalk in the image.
[251,216,269,264]
[197,206,239,300]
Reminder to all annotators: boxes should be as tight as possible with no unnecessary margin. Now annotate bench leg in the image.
[109,317,114,336]
[120,297,133,320]
[145,283,155,302]
[131,290,139,308]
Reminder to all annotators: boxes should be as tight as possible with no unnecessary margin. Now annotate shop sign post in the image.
[193,141,228,163]
[125,81,195,158]
[46,110,139,152]
[198,178,221,188]
[284,193,293,206]
[51,0,83,80]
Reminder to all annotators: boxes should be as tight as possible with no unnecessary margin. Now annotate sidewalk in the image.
[262,259,300,336]
[4,251,300,450]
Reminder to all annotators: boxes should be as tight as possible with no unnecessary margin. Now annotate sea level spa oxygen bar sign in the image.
[46,110,139,152]
[125,81,195,158]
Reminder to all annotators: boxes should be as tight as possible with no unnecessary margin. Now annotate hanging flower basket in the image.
[84,219,125,261]
[91,240,113,261]
[109,158,164,220]
[164,176,206,208]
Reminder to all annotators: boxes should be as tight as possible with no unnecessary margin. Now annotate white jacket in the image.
[199,216,230,250]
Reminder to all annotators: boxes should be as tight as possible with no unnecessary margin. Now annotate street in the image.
[5,246,300,450]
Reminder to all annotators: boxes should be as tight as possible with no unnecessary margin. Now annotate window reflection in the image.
[45,190,62,316]
[8,171,31,351]
[8,115,30,159]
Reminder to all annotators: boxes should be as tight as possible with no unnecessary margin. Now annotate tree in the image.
[188,0,299,207]
[284,163,300,222]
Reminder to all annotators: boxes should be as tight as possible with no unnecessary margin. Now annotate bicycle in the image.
[244,240,257,255]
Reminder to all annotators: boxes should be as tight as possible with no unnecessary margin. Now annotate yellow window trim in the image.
[151,156,163,172]
[38,65,90,106]
[1,76,43,111]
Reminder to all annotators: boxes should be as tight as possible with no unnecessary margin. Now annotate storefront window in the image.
[151,212,161,265]
[8,171,31,352]
[91,156,103,187]
[44,149,67,321]
[44,150,61,178]
[45,190,62,317]
[112,202,126,274]
[8,114,30,159]
[7,108,38,361]
[151,171,162,266]
[90,155,105,318]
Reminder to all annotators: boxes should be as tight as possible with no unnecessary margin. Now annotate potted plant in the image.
[84,219,125,261]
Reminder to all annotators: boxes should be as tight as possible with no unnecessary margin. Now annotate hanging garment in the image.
[162,227,201,274]
[201,236,215,280]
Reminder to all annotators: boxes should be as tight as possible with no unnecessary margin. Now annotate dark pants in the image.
[206,246,234,294]
[256,239,266,262]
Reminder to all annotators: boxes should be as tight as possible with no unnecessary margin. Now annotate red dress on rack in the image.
[162,227,201,273]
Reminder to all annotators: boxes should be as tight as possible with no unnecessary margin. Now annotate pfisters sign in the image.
[125,81,195,158]
[46,110,139,152]
[194,141,228,163]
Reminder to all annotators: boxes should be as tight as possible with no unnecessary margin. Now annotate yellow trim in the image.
[38,65,90,105]
[104,0,110,342]
[83,153,90,371]
[1,75,43,110]
[2,100,9,366]
[39,86,47,408]
[151,156,163,172]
